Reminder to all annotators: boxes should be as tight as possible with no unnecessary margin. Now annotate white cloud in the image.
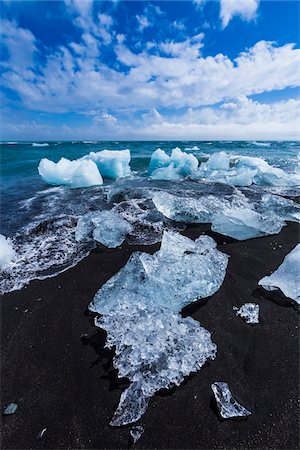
[98,13,113,28]
[220,0,259,28]
[1,14,299,140]
[0,19,37,71]
[136,14,151,31]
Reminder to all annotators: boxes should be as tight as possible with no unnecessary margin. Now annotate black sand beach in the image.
[1,222,299,450]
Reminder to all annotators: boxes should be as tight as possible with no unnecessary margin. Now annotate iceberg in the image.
[235,303,259,324]
[148,148,199,180]
[193,152,300,187]
[0,235,16,270]
[38,158,103,188]
[211,382,251,419]
[258,244,300,304]
[32,142,49,147]
[90,231,227,425]
[75,210,132,248]
[84,149,131,179]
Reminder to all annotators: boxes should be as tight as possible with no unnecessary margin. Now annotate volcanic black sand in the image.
[1,222,299,450]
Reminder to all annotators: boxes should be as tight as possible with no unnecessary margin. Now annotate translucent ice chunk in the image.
[96,298,217,425]
[193,152,300,187]
[110,382,150,426]
[3,403,18,415]
[0,235,16,270]
[258,244,300,304]
[90,231,225,425]
[235,303,259,324]
[92,211,133,248]
[38,157,103,188]
[152,191,247,224]
[211,207,285,240]
[75,210,132,248]
[75,212,101,243]
[211,382,251,419]
[130,425,144,444]
[84,149,131,179]
[149,148,199,180]
[89,231,229,314]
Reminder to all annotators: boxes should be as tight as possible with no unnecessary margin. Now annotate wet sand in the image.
[1,222,299,449]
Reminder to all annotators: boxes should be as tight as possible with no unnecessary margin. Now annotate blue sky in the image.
[1,0,299,140]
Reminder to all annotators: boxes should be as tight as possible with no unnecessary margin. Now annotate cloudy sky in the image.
[1,0,299,140]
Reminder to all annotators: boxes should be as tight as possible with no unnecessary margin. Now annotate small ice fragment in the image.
[130,425,144,444]
[36,428,47,439]
[92,211,133,248]
[211,382,251,419]
[235,303,259,324]
[75,210,133,247]
[258,244,300,304]
[3,403,18,415]
[110,382,150,427]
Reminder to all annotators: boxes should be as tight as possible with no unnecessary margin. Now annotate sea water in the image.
[0,140,299,293]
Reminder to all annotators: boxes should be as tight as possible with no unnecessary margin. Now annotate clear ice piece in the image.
[75,210,132,248]
[235,303,259,324]
[110,382,150,427]
[97,299,217,425]
[211,207,284,240]
[92,211,133,248]
[91,231,224,425]
[89,230,229,314]
[130,425,144,443]
[258,244,300,304]
[211,382,251,419]
[3,403,18,415]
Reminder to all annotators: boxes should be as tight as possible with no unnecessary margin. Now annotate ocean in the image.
[1,140,299,294]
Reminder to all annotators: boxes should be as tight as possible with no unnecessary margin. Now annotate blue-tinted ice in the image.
[211,382,251,419]
[90,231,228,425]
[235,303,259,324]
[259,244,300,304]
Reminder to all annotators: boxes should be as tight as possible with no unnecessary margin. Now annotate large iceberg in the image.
[148,148,199,180]
[75,210,132,248]
[84,149,131,179]
[258,244,300,304]
[193,152,300,187]
[90,231,228,425]
[0,234,16,270]
[38,158,103,188]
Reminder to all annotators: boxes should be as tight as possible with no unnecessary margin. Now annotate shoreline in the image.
[1,222,299,449]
